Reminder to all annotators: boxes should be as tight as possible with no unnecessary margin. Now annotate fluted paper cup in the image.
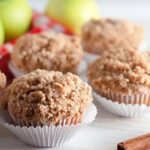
[0,103,97,148]
[9,60,87,77]
[8,61,25,77]
[94,92,150,117]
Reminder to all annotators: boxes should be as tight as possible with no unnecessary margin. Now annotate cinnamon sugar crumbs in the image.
[0,71,6,90]
[5,69,92,125]
[82,19,144,54]
[11,32,83,73]
[88,48,150,94]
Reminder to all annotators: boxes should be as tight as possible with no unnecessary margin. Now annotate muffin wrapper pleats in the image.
[11,115,83,127]
[98,91,150,105]
[0,103,97,148]
[94,92,150,117]
[5,122,83,148]
[9,60,87,77]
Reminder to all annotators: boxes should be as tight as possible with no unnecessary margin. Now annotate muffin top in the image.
[0,71,6,90]
[82,19,144,54]
[11,32,83,73]
[5,69,92,125]
[142,51,150,63]
[88,48,150,94]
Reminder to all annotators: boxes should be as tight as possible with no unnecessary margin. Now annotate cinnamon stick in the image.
[117,133,150,150]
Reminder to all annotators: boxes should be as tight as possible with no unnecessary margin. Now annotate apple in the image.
[45,0,100,34]
[0,0,32,41]
[0,20,4,46]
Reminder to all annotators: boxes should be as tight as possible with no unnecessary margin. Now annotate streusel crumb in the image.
[0,71,6,90]
[5,69,92,125]
[88,48,150,94]
[11,32,83,73]
[142,51,150,63]
[82,19,144,54]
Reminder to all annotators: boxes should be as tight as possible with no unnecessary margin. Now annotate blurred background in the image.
[0,0,150,48]
[28,0,150,49]
[29,0,150,22]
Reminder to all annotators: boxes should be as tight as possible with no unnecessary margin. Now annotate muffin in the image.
[11,32,84,75]
[0,71,7,109]
[0,70,96,147]
[4,69,93,126]
[88,47,150,105]
[142,51,150,63]
[0,71,6,90]
[82,19,144,55]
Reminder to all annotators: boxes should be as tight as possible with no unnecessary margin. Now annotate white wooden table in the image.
[1,0,150,149]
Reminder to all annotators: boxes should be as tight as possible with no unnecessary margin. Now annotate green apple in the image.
[45,0,100,34]
[0,20,4,45]
[0,0,32,41]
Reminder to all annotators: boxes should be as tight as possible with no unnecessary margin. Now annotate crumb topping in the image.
[6,69,92,125]
[88,48,150,94]
[0,71,6,90]
[82,19,144,54]
[11,32,83,73]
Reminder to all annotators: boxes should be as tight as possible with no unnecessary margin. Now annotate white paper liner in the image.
[8,61,25,77]
[94,92,149,117]
[97,90,150,105]
[9,60,87,77]
[84,51,100,64]
[0,103,97,148]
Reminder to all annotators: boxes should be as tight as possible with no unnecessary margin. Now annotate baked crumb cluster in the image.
[82,19,144,54]
[88,48,150,94]
[11,32,83,73]
[0,71,6,90]
[142,51,150,63]
[5,69,92,125]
